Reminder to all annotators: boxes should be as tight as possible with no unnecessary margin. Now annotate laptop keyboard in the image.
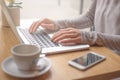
[19,28,59,48]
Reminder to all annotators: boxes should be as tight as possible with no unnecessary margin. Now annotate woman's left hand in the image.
[52,28,82,46]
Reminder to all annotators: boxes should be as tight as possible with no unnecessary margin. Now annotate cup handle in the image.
[31,54,46,71]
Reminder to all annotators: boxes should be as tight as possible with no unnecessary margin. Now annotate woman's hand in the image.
[52,28,82,46]
[29,18,55,33]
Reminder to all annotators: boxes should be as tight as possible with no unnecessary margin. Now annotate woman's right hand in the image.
[29,18,56,33]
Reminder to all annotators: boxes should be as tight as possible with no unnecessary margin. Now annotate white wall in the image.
[70,0,91,14]
[9,0,91,19]
[58,0,91,14]
[20,0,80,19]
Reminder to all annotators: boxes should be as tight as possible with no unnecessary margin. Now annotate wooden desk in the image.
[0,26,120,80]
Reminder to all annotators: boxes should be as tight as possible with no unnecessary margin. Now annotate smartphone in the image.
[68,52,106,70]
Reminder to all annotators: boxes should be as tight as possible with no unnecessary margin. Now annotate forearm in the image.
[81,31,120,51]
[54,0,96,31]
[54,14,93,30]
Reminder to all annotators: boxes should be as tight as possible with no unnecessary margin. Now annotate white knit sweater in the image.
[55,0,120,54]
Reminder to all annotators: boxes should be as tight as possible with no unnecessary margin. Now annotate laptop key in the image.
[19,28,59,48]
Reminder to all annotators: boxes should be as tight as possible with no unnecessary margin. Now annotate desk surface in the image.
[0,26,120,80]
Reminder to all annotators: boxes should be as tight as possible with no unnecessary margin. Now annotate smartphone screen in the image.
[69,52,106,70]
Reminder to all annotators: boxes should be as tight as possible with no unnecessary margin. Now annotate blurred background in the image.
[0,0,91,21]
[20,0,91,19]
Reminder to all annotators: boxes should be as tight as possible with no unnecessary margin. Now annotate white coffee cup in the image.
[11,44,42,71]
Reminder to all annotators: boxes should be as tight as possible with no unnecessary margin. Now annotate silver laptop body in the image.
[17,20,89,54]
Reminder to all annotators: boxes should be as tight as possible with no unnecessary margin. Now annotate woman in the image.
[29,0,120,54]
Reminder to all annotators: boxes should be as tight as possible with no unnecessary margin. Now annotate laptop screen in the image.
[0,0,21,42]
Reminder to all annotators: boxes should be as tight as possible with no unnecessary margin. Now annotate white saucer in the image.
[1,56,52,78]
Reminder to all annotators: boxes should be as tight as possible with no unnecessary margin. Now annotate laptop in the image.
[17,20,89,54]
[0,0,89,54]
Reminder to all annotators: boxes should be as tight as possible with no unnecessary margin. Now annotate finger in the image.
[32,21,41,32]
[42,18,52,24]
[52,29,80,42]
[29,21,41,33]
[52,32,71,42]
[52,33,78,42]
[29,22,36,33]
[41,23,55,30]
[52,29,75,40]
[55,28,79,37]
[59,37,81,44]
[62,28,80,34]
[60,27,75,31]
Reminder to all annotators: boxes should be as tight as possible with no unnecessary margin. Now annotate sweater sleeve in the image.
[54,0,97,31]
[81,31,120,52]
